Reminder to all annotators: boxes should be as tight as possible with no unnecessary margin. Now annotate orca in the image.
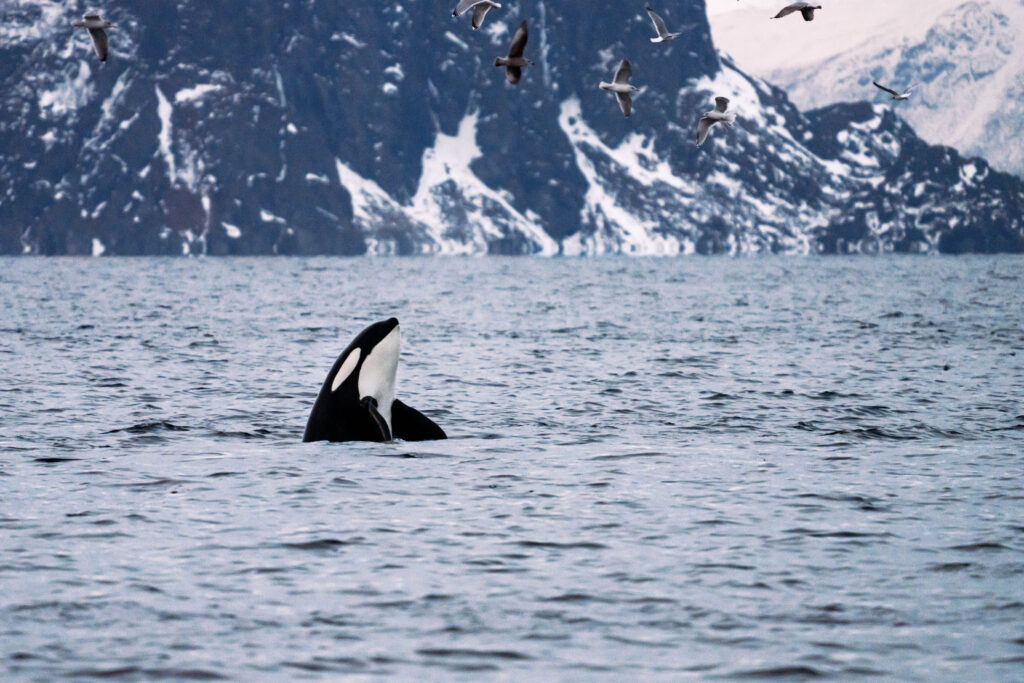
[303,318,447,443]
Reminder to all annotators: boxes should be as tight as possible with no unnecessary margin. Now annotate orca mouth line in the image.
[361,396,392,442]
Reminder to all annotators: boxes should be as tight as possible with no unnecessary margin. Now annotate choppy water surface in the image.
[1,257,1023,680]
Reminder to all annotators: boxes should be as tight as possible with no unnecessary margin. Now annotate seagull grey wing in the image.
[471,3,494,29]
[508,20,528,59]
[800,7,816,21]
[872,81,899,97]
[452,0,480,17]
[715,96,730,113]
[772,4,799,18]
[647,7,669,37]
[506,66,522,84]
[696,116,714,146]
[88,27,108,61]
[84,14,101,21]
[616,92,632,117]
[614,59,632,85]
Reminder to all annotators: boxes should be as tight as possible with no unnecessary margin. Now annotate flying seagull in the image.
[599,59,640,118]
[452,0,501,30]
[873,81,914,101]
[72,14,114,62]
[696,96,736,147]
[495,20,531,84]
[772,2,822,21]
[646,6,681,42]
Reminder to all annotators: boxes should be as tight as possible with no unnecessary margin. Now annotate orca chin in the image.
[303,318,447,443]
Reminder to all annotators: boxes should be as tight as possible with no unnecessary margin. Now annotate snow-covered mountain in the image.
[711,0,1024,178]
[1,0,1022,256]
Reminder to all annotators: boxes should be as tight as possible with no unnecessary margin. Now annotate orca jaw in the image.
[361,397,392,442]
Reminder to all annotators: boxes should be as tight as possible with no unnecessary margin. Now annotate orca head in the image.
[323,318,400,434]
[356,318,400,429]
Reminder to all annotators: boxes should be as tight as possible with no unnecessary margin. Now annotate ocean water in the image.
[1,256,1022,680]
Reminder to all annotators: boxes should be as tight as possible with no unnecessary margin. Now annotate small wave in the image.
[541,592,610,603]
[823,427,916,441]
[515,540,607,550]
[949,542,1011,552]
[110,478,188,489]
[702,392,738,401]
[387,451,453,459]
[360,600,415,609]
[657,355,717,368]
[695,563,755,571]
[693,518,742,526]
[847,404,900,417]
[281,538,362,551]
[234,566,289,575]
[808,390,863,400]
[66,667,225,680]
[727,665,826,679]
[106,421,190,434]
[795,493,886,511]
[208,429,271,439]
[92,378,128,387]
[284,658,366,673]
[417,648,531,660]
[590,451,664,461]
[929,562,973,572]
[605,634,676,648]
[784,528,892,539]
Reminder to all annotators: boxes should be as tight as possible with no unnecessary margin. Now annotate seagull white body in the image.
[873,81,913,101]
[451,0,501,30]
[646,7,681,43]
[696,96,736,147]
[600,59,639,117]
[772,2,822,22]
[72,14,114,62]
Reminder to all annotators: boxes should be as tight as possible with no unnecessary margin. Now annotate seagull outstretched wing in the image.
[696,117,714,146]
[614,59,632,85]
[508,20,528,59]
[616,92,633,118]
[452,0,481,16]
[646,7,669,37]
[873,81,900,97]
[88,27,108,61]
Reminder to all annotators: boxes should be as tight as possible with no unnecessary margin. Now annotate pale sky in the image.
[705,0,968,71]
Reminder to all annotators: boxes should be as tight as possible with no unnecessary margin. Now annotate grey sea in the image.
[1,256,1023,681]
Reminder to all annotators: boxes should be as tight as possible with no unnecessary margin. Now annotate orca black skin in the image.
[303,318,447,443]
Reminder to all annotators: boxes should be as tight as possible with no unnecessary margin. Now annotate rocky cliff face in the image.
[1,0,1022,255]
